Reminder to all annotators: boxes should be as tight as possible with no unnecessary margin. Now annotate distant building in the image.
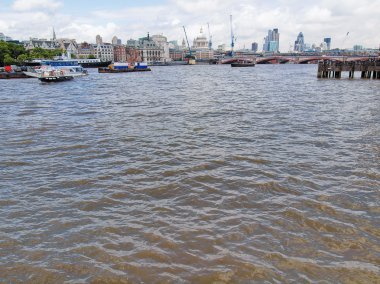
[114,45,126,62]
[168,40,184,61]
[192,27,209,49]
[77,42,96,59]
[93,43,114,62]
[294,32,305,52]
[126,39,139,48]
[217,44,226,52]
[263,29,279,53]
[151,34,171,62]
[251,42,258,53]
[324,37,331,50]
[24,38,60,50]
[96,35,103,45]
[1,33,11,41]
[126,47,142,63]
[168,40,179,49]
[137,33,164,64]
[0,32,12,41]
[353,45,364,51]
[319,42,328,51]
[169,49,184,61]
[192,27,214,60]
[268,41,278,52]
[181,39,187,50]
[112,36,121,45]
[56,38,78,56]
[195,49,214,60]
[112,36,117,45]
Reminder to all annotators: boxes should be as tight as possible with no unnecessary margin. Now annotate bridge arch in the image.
[256,56,294,64]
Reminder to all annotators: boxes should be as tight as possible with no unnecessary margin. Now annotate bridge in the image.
[221,56,378,65]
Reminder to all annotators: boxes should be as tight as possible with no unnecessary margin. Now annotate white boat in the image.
[24,59,87,82]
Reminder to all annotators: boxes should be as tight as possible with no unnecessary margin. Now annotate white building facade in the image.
[192,27,214,60]
[151,34,171,62]
[93,43,114,62]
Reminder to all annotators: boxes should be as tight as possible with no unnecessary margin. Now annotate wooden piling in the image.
[318,58,380,79]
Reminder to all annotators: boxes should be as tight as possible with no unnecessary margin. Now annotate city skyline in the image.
[0,0,379,51]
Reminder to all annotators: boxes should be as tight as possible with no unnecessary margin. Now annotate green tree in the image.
[88,54,96,59]
[4,54,17,65]
[0,41,11,66]
[17,54,29,65]
[8,42,25,59]
[28,47,62,60]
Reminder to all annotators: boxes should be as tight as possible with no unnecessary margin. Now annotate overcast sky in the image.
[0,0,379,51]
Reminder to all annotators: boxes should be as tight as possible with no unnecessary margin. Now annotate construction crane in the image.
[230,15,236,56]
[182,26,193,58]
[207,23,212,50]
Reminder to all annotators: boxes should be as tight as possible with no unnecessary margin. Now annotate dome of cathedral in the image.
[193,27,209,49]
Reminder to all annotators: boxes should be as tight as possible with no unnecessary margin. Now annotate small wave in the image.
[2,160,32,167]
[231,155,271,165]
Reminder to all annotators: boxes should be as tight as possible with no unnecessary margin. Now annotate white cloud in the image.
[12,0,62,12]
[1,0,379,50]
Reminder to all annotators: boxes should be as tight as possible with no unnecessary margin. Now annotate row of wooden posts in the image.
[317,59,380,79]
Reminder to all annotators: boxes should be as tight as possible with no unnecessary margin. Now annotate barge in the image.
[98,62,151,73]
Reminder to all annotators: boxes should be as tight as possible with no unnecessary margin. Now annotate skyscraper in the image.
[96,35,103,45]
[324,38,331,50]
[251,42,258,52]
[263,29,279,52]
[112,36,118,45]
[294,32,305,52]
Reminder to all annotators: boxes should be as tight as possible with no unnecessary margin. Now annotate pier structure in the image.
[221,56,380,66]
[317,58,380,79]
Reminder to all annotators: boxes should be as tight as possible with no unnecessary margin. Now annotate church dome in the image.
[193,27,209,49]
[196,27,207,39]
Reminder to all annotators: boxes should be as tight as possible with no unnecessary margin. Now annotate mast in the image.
[182,26,192,57]
[230,15,235,56]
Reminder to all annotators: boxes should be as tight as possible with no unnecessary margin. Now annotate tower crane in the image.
[182,26,193,58]
[230,15,236,56]
[207,23,212,50]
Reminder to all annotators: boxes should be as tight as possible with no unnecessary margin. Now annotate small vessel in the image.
[77,59,112,68]
[231,60,255,67]
[0,65,32,79]
[24,59,87,82]
[98,62,151,73]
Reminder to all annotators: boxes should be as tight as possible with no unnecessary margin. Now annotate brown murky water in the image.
[1,65,379,283]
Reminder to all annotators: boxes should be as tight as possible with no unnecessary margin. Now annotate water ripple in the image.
[1,65,379,283]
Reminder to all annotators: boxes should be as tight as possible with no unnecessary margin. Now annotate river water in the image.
[1,64,379,283]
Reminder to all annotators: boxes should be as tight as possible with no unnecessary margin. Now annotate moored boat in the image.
[98,62,151,73]
[24,59,87,82]
[231,60,255,67]
[77,59,112,68]
[0,65,32,79]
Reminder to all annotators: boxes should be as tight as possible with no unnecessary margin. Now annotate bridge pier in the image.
[318,59,380,80]
[335,71,342,79]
